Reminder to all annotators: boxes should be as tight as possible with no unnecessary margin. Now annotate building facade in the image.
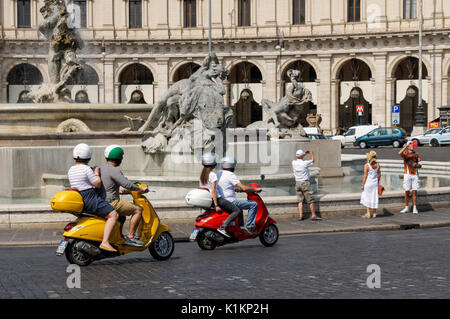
[0,0,449,134]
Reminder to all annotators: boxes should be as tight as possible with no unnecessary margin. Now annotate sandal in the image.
[100,244,118,252]
[362,214,371,219]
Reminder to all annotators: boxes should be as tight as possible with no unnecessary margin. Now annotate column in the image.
[373,52,387,126]
[386,77,396,126]
[330,79,339,133]
[443,77,448,108]
[430,50,443,120]
[104,58,115,104]
[317,55,332,134]
[263,56,277,102]
[114,82,121,104]
[155,58,169,102]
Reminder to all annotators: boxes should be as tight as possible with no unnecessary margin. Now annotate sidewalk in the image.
[1,207,450,246]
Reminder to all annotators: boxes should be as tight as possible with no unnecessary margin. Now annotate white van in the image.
[331,125,380,148]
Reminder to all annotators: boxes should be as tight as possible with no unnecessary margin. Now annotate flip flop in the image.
[100,244,118,252]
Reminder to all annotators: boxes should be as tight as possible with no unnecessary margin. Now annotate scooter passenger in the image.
[199,152,242,238]
[217,157,262,235]
[99,145,147,247]
[67,143,119,252]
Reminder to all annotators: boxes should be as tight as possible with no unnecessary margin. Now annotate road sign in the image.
[392,113,400,125]
[392,105,400,113]
[356,105,364,113]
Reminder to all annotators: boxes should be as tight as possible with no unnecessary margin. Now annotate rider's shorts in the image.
[110,199,139,216]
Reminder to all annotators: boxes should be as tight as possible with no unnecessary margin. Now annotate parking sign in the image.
[392,105,400,125]
[392,105,400,113]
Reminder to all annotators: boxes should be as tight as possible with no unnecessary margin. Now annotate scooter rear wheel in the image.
[65,240,93,266]
[259,224,279,247]
[197,231,217,250]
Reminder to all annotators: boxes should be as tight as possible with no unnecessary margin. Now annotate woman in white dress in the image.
[360,151,381,218]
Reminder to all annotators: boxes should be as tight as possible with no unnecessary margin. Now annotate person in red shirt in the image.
[398,141,422,214]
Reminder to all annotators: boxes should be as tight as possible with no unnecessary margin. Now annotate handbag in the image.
[378,185,385,196]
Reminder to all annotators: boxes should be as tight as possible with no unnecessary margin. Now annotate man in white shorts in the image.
[398,141,422,214]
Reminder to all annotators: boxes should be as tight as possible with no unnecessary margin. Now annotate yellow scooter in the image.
[51,184,174,266]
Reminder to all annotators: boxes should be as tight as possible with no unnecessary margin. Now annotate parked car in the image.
[407,128,441,146]
[331,125,380,148]
[304,127,322,135]
[428,126,450,147]
[354,127,407,149]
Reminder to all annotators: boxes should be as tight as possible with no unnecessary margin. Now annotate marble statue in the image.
[28,0,84,103]
[140,53,233,154]
[261,69,312,129]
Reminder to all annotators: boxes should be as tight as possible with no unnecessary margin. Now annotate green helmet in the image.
[104,145,124,160]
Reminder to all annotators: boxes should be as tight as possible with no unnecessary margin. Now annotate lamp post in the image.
[413,0,426,134]
[101,37,106,104]
[275,30,285,101]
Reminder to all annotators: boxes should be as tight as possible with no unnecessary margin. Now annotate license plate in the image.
[189,229,199,241]
[56,240,68,256]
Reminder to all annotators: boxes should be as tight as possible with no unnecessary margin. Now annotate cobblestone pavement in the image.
[1,226,450,299]
[342,145,450,162]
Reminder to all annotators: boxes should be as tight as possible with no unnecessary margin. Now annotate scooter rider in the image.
[99,145,148,247]
[217,156,262,234]
[67,143,119,252]
[199,152,242,238]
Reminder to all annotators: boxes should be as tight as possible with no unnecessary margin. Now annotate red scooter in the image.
[189,183,279,250]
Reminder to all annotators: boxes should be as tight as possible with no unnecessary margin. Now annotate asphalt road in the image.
[342,145,450,162]
[1,227,450,299]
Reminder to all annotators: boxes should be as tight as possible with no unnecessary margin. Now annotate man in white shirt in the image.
[217,157,262,234]
[293,149,321,221]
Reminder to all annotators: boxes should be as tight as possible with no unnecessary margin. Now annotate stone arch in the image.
[117,62,155,104]
[170,61,201,83]
[335,58,374,130]
[332,56,375,81]
[390,56,430,135]
[6,63,43,85]
[280,58,320,82]
[228,61,263,84]
[226,59,265,82]
[388,54,431,79]
[66,63,100,85]
[3,62,48,84]
[115,61,156,84]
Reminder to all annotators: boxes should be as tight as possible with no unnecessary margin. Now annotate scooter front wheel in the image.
[197,231,217,250]
[65,240,93,266]
[149,232,175,261]
[259,224,279,247]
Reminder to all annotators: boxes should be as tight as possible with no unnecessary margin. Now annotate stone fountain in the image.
[0,0,341,201]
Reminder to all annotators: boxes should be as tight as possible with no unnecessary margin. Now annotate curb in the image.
[2,220,450,247]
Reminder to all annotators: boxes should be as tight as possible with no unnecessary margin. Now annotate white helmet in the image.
[73,143,92,161]
[222,156,237,169]
[201,152,217,166]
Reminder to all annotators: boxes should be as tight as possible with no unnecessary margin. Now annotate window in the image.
[72,1,87,29]
[344,128,355,136]
[17,0,31,28]
[348,0,361,22]
[403,0,417,19]
[129,0,142,28]
[238,0,251,27]
[184,0,197,28]
[292,0,305,25]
